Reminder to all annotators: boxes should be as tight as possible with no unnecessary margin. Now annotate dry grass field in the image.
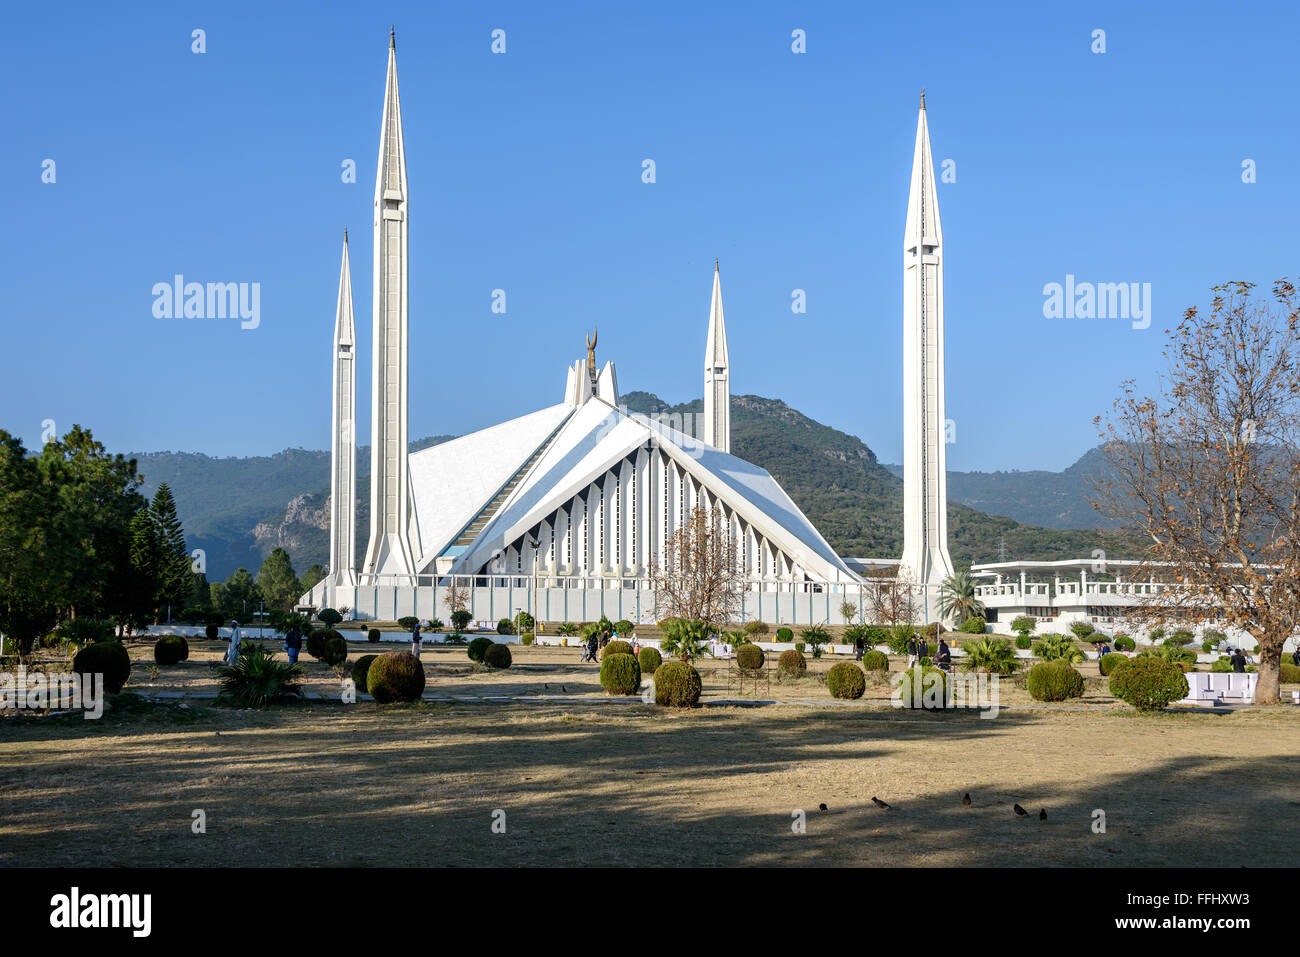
[2,661,1298,866]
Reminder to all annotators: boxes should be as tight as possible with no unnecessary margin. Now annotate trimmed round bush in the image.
[73,641,131,694]
[205,622,220,640]
[896,665,949,709]
[1026,661,1085,701]
[1113,635,1135,652]
[520,632,535,645]
[777,648,807,678]
[1280,662,1300,684]
[154,635,188,666]
[497,618,515,635]
[614,619,633,637]
[367,652,426,703]
[484,642,512,669]
[321,634,348,667]
[367,628,381,643]
[352,654,378,693]
[1109,656,1189,712]
[397,616,420,632]
[1098,652,1127,676]
[960,616,987,635]
[1015,634,1032,650]
[776,627,794,643]
[467,637,493,663]
[305,629,326,660]
[654,661,702,707]
[861,649,889,672]
[600,653,641,695]
[638,647,663,674]
[742,621,769,636]
[827,662,866,699]
[318,608,343,626]
[737,643,765,671]
[602,639,633,660]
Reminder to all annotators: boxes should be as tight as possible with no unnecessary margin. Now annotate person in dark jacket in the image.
[854,633,864,661]
[585,631,599,663]
[284,625,302,664]
[410,621,422,659]
[1231,648,1246,673]
[1292,647,1300,667]
[935,638,952,672]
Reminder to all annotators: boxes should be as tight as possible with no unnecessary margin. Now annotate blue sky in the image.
[3,0,1296,471]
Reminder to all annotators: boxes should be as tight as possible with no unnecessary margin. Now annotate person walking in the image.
[586,630,599,664]
[907,635,918,668]
[410,621,422,660]
[284,623,302,664]
[854,632,865,661]
[226,620,243,666]
[1231,648,1246,673]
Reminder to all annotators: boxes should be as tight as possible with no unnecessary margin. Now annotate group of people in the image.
[581,626,637,663]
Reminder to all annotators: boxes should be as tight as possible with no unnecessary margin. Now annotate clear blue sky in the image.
[3,0,1296,471]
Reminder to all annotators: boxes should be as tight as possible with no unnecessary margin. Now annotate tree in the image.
[1092,280,1300,704]
[216,567,260,622]
[299,563,326,593]
[1010,614,1038,639]
[1069,619,1097,641]
[659,618,714,662]
[149,482,191,618]
[443,578,470,620]
[649,505,743,631]
[865,566,920,630]
[938,570,985,623]
[114,510,161,635]
[257,548,301,612]
[0,431,60,655]
[961,636,1021,675]
[839,600,858,625]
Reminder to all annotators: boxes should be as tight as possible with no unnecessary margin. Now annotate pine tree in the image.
[257,548,301,612]
[118,509,161,634]
[149,482,191,617]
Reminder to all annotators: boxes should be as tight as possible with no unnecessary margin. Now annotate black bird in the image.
[872,797,891,810]
[962,793,972,807]
[1013,804,1028,817]
[818,803,828,811]
[561,685,567,693]
[1039,808,1047,821]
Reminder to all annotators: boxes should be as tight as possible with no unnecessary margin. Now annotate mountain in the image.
[881,446,1118,531]
[131,393,1118,582]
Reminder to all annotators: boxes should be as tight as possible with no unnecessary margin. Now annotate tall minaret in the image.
[362,28,417,578]
[703,259,730,453]
[899,91,954,621]
[329,230,357,587]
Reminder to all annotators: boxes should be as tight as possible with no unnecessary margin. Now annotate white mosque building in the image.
[303,33,953,625]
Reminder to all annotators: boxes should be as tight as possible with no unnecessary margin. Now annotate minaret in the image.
[362,28,417,578]
[330,230,357,587]
[703,259,730,453]
[899,91,954,621]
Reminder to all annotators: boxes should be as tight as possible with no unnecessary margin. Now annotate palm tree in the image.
[1032,633,1086,664]
[659,618,714,662]
[938,570,985,623]
[961,636,1021,675]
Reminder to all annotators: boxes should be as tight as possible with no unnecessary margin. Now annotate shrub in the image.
[737,643,765,671]
[602,639,633,660]
[1113,634,1135,652]
[600,653,641,695]
[1170,629,1196,646]
[614,619,633,637]
[368,628,381,643]
[638,647,663,674]
[154,636,188,666]
[896,665,950,709]
[1015,634,1032,650]
[1010,615,1037,638]
[843,624,871,643]
[801,624,830,651]
[1209,656,1234,673]
[484,642,512,669]
[1201,640,1214,654]
[555,622,579,636]
[777,648,807,678]
[520,632,535,646]
[1069,620,1096,640]
[321,634,349,667]
[1139,643,1196,667]
[305,629,326,660]
[367,652,426,702]
[206,622,220,640]
[73,641,132,694]
[1109,655,1189,712]
[794,641,806,653]
[959,616,987,635]
[1098,652,1128,676]
[397,616,420,632]
[467,637,493,663]
[827,662,866,699]
[318,608,343,626]
[216,644,303,706]
[742,621,769,636]
[1202,629,1227,647]
[961,637,1020,675]
[776,627,793,643]
[920,656,933,666]
[352,654,378,694]
[1033,633,1085,664]
[861,649,889,672]
[1026,661,1084,701]
[1279,662,1300,684]
[516,612,535,633]
[654,661,702,707]
[56,618,117,646]
[450,610,473,633]
[497,618,515,635]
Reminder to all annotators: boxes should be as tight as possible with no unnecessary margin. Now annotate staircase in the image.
[446,413,573,551]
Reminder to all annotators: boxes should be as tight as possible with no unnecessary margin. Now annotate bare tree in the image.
[442,577,469,619]
[649,504,742,630]
[864,566,920,630]
[1092,280,1300,704]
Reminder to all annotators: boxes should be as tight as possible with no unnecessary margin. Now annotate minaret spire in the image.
[362,31,417,579]
[899,93,954,621]
[330,231,358,588]
[703,259,730,453]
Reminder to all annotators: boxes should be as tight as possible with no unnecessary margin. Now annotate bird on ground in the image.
[872,797,891,810]
[1013,804,1028,817]
[962,793,971,807]
[561,685,567,693]
[1039,809,1047,820]
[819,803,828,811]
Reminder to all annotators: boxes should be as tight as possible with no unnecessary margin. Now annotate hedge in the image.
[638,647,663,675]
[654,661,702,707]
[777,648,807,678]
[367,628,381,643]
[352,654,378,694]
[484,642,513,669]
[1026,661,1084,701]
[861,649,889,672]
[827,662,866,699]
[321,634,349,667]
[600,653,641,695]
[602,639,633,660]
[1098,652,1127,677]
[154,635,188,666]
[367,652,426,702]
[776,627,794,643]
[737,643,765,671]
[1109,656,1189,711]
[73,641,132,694]
[467,637,493,663]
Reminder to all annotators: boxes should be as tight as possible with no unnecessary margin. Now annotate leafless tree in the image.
[648,504,743,630]
[1092,280,1300,704]
[864,566,920,629]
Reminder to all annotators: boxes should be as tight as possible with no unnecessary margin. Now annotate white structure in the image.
[703,259,730,454]
[361,29,418,578]
[899,91,954,620]
[328,231,357,587]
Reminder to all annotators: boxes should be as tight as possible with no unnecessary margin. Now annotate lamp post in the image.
[528,537,540,637]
